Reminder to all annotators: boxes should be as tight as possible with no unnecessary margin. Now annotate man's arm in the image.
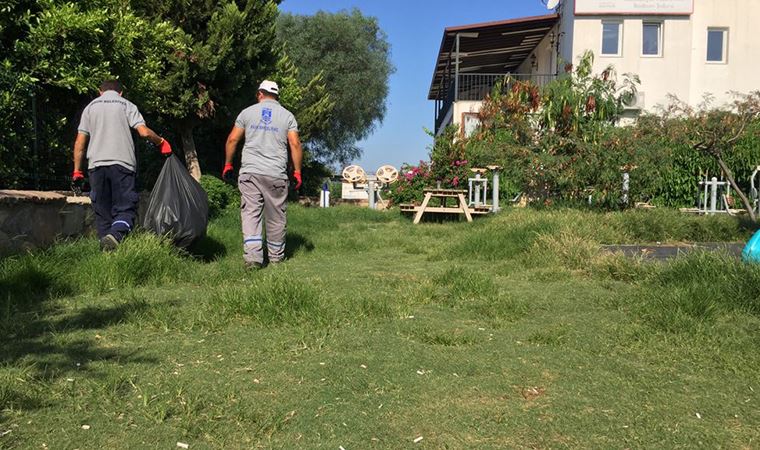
[135,124,164,146]
[287,130,303,173]
[225,126,245,164]
[73,132,89,173]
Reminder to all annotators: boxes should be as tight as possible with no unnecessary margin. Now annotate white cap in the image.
[258,80,279,95]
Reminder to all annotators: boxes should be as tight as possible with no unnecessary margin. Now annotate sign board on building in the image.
[575,0,693,15]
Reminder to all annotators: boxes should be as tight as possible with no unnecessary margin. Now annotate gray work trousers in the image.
[238,173,288,264]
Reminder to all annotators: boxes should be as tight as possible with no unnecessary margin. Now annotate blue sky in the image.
[279,0,550,172]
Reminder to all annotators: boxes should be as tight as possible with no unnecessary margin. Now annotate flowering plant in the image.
[386,160,432,205]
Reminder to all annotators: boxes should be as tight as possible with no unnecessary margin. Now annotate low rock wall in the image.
[0,190,95,256]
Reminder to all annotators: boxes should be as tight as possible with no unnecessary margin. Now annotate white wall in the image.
[572,14,693,110]
[688,0,760,106]
[516,30,557,75]
[558,0,576,67]
[452,101,484,126]
[560,0,760,111]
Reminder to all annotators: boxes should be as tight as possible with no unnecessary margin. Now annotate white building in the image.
[429,0,760,136]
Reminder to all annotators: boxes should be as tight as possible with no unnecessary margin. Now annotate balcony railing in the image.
[435,73,557,133]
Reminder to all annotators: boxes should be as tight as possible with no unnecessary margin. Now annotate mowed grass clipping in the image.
[0,205,759,448]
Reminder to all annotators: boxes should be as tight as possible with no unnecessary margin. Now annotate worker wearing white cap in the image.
[223,80,303,269]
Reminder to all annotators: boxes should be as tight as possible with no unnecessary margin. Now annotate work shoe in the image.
[245,261,263,270]
[100,234,119,252]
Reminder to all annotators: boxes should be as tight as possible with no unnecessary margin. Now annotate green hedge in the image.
[200,175,239,218]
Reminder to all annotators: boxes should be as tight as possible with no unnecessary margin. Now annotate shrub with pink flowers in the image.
[386,127,473,205]
[386,160,432,205]
[429,126,472,189]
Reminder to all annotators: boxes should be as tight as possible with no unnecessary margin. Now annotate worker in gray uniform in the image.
[223,80,303,268]
[72,79,172,251]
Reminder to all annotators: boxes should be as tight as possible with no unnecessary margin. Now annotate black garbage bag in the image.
[142,155,209,248]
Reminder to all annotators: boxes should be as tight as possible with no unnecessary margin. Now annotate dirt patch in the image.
[520,386,546,402]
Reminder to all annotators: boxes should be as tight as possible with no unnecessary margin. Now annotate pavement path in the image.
[601,243,745,261]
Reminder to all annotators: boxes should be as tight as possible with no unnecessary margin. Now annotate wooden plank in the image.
[410,207,487,215]
[414,207,469,214]
[458,193,473,222]
[422,189,468,196]
[419,193,465,198]
[413,192,433,224]
[423,188,467,193]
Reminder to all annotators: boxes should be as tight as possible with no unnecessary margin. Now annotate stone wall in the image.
[0,190,94,256]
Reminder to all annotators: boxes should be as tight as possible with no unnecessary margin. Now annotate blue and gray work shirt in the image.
[235,99,298,180]
[77,90,145,172]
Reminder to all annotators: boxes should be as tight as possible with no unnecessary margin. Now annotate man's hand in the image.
[71,170,85,195]
[222,163,235,183]
[293,170,302,190]
[158,139,172,156]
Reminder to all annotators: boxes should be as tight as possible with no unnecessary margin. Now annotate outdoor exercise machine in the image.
[698,175,733,215]
[341,164,399,210]
[750,166,760,217]
[467,166,503,212]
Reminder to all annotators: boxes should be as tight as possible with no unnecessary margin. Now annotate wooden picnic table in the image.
[411,188,473,224]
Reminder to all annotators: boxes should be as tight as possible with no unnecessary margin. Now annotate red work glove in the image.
[71,170,85,195]
[158,138,172,156]
[222,163,235,182]
[293,170,302,190]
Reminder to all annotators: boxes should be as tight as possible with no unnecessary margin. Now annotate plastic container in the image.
[742,229,760,262]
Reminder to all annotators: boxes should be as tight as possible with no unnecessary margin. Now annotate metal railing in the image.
[457,73,556,100]
[435,73,557,133]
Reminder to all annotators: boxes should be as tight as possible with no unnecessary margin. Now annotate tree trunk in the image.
[179,123,202,181]
[716,156,757,222]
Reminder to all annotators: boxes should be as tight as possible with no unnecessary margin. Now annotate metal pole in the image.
[492,169,500,213]
[622,172,630,206]
[455,33,460,102]
[710,177,718,215]
[474,173,481,207]
[368,181,376,210]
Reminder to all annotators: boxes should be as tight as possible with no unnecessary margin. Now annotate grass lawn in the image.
[1,206,759,449]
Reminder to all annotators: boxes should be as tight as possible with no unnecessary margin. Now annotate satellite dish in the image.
[546,0,559,9]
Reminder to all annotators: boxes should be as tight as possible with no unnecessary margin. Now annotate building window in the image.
[642,22,662,57]
[707,28,728,63]
[601,21,622,56]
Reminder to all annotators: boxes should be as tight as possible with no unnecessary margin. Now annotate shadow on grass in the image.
[0,299,158,415]
[0,264,73,315]
[187,235,228,262]
[285,232,315,258]
[736,216,760,234]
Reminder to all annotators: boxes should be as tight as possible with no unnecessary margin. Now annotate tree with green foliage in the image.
[1,0,359,189]
[270,52,334,145]
[276,9,394,165]
[0,0,184,188]
[130,0,282,179]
